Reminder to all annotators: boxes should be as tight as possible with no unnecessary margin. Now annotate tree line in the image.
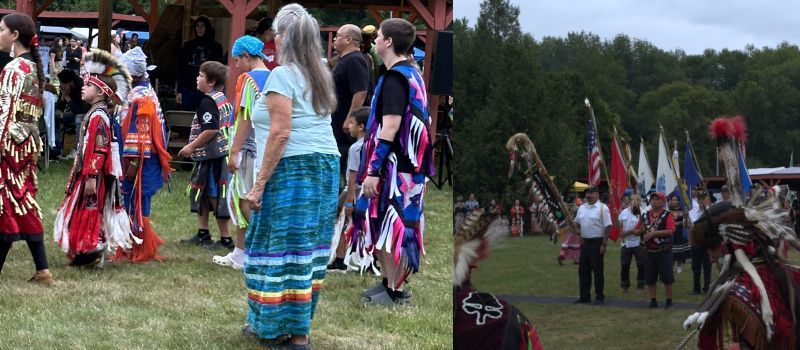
[455,0,800,204]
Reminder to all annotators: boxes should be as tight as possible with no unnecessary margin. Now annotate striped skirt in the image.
[244,153,339,339]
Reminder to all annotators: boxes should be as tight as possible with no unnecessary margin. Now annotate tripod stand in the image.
[429,130,453,189]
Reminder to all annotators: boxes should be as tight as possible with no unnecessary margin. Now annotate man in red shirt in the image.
[634,191,676,309]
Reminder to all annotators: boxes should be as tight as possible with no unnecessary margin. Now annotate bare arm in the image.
[228,119,253,172]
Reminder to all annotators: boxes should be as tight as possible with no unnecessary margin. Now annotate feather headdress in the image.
[83,49,132,105]
[453,209,509,287]
[680,116,800,349]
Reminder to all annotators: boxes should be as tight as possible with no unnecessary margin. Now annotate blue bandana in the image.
[232,35,267,59]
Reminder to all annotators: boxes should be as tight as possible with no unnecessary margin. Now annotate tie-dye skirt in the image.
[244,153,339,339]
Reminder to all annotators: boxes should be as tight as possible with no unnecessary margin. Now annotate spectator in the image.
[465,193,480,212]
[253,17,278,70]
[176,16,224,111]
[130,33,140,49]
[55,69,89,158]
[64,37,82,73]
[49,37,63,83]
[111,33,124,58]
[331,24,369,184]
[510,199,525,237]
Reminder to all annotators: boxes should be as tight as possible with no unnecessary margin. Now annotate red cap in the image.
[649,192,667,202]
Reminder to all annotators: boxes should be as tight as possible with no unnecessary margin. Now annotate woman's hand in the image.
[245,184,264,210]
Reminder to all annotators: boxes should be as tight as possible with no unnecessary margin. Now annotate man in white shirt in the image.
[618,193,645,293]
[574,186,612,305]
[689,189,712,294]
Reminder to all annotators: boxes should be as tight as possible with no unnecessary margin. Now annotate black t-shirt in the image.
[375,62,413,172]
[332,51,369,145]
[65,46,82,71]
[181,37,224,89]
[196,95,220,131]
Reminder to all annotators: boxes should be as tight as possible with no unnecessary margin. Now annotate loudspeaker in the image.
[430,31,452,96]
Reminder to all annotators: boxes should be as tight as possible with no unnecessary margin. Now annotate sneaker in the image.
[665,300,674,309]
[205,239,235,251]
[676,266,683,274]
[213,252,243,270]
[648,299,658,308]
[326,260,347,273]
[181,231,213,246]
[28,270,54,286]
[362,282,386,297]
[573,298,591,304]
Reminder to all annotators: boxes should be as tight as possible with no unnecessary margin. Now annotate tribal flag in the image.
[684,135,703,209]
[587,117,601,187]
[608,134,627,242]
[656,131,679,198]
[637,141,654,197]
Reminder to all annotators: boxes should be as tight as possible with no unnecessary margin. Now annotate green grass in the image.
[471,235,707,349]
[0,162,452,350]
[471,236,800,350]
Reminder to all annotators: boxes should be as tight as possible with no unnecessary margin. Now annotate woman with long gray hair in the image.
[242,4,339,349]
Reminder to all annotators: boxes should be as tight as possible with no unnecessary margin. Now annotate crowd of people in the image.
[455,185,739,309]
[0,6,436,349]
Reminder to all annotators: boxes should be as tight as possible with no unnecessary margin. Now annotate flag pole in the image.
[584,98,613,195]
[641,136,654,194]
[660,125,691,212]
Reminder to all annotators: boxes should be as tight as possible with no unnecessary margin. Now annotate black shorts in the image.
[645,250,674,285]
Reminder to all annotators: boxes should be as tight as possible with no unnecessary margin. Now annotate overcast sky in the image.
[454,0,800,54]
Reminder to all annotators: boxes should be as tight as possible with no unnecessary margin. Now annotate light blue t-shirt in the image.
[252,64,339,172]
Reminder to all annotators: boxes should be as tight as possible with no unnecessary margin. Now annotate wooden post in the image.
[222,0,265,100]
[98,0,112,51]
[150,0,159,33]
[15,0,35,17]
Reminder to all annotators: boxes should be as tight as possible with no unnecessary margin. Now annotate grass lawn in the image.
[473,232,800,349]
[0,162,452,350]
[471,235,708,350]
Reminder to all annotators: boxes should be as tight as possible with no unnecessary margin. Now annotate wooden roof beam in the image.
[127,0,150,22]
[36,0,54,17]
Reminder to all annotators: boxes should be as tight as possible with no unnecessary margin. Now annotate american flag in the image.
[587,117,601,187]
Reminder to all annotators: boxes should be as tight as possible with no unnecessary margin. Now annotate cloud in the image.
[455,0,799,54]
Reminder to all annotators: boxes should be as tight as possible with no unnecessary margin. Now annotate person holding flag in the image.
[574,186,611,305]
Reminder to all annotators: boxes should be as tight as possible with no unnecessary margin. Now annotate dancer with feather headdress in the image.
[453,209,543,350]
[681,116,800,350]
[54,49,133,268]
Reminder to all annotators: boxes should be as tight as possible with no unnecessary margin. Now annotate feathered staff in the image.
[709,116,748,206]
[506,133,579,239]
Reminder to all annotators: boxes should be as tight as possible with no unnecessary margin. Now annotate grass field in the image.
[471,235,708,350]
[0,162,453,350]
[472,233,800,349]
